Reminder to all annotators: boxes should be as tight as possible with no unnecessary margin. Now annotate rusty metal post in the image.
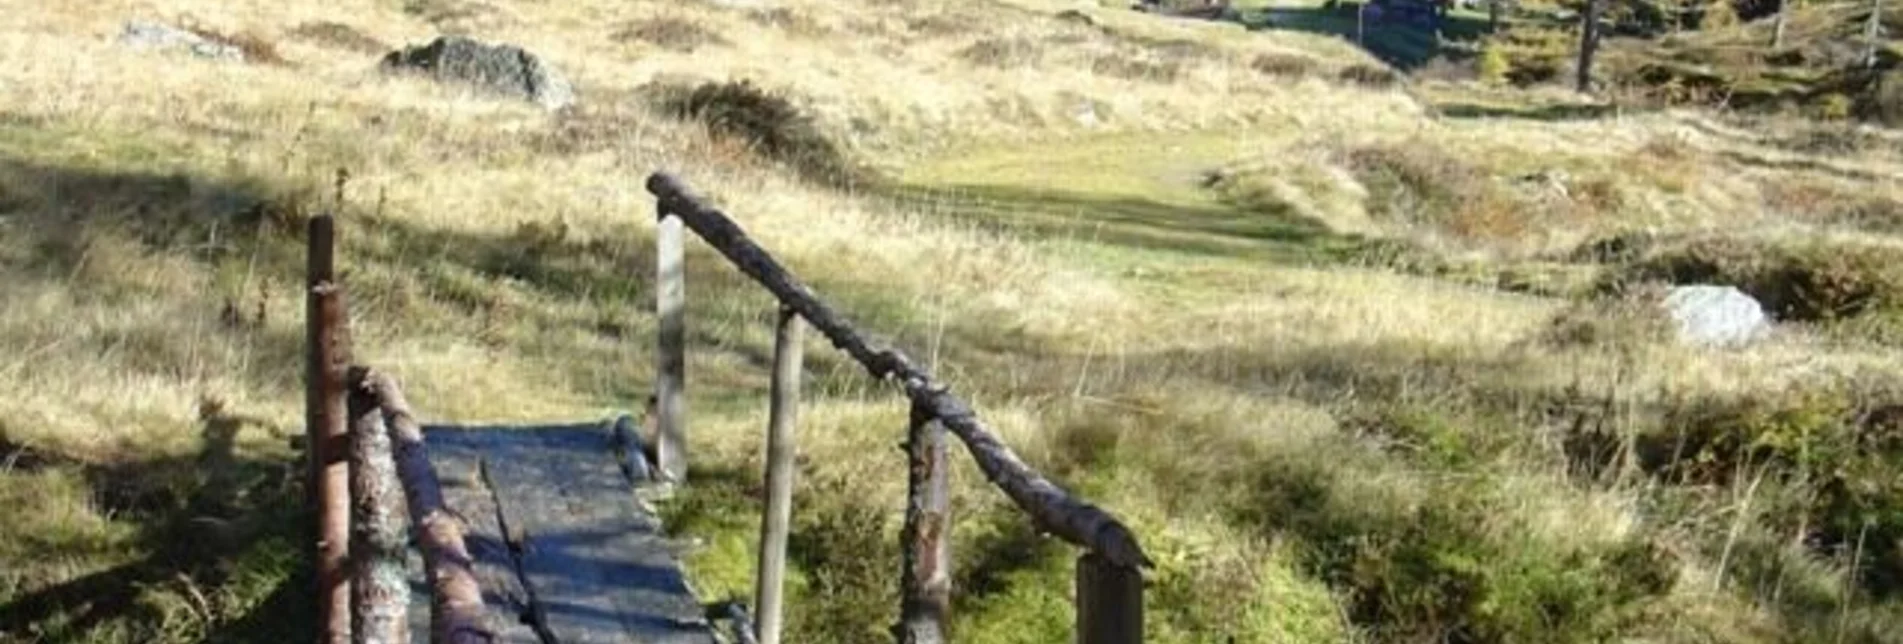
[656,203,689,484]
[307,214,353,643]
[1076,552,1144,644]
[347,368,408,644]
[895,402,951,644]
[753,307,804,644]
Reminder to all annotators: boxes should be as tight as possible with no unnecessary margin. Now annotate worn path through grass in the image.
[887,129,1382,277]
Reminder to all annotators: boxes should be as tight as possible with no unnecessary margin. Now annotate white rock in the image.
[118,21,244,62]
[1663,285,1771,348]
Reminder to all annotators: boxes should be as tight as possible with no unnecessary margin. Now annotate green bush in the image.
[1636,387,1903,597]
[1478,40,1512,85]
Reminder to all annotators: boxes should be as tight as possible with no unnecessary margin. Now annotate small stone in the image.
[118,20,244,61]
[1662,285,1771,348]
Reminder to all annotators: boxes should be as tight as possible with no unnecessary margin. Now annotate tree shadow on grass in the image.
[875,181,1375,265]
[0,406,311,642]
[1243,4,1494,69]
[1436,101,1623,122]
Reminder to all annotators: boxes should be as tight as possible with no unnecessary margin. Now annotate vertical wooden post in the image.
[1867,0,1885,69]
[307,214,353,644]
[895,403,951,644]
[1577,0,1602,93]
[1076,553,1144,644]
[347,368,409,644]
[754,307,804,644]
[656,205,689,484]
[1356,2,1366,45]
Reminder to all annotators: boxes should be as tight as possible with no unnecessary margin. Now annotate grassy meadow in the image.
[4,0,1903,642]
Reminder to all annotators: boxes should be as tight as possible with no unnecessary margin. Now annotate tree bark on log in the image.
[348,374,409,644]
[360,369,498,644]
[644,172,1150,571]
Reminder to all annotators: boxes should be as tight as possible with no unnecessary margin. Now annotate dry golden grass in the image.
[6,0,1903,641]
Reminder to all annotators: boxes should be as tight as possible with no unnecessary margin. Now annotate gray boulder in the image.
[379,36,574,111]
[118,21,244,61]
[1662,285,1770,348]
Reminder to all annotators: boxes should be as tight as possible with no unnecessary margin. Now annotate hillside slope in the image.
[5,0,1903,642]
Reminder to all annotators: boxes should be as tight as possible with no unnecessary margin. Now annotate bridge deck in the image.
[403,417,715,643]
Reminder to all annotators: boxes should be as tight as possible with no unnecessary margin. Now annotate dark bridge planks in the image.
[403,419,715,644]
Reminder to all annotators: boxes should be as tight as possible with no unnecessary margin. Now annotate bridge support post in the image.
[307,214,353,644]
[656,205,689,484]
[1076,552,1143,644]
[896,403,951,644]
[754,307,804,644]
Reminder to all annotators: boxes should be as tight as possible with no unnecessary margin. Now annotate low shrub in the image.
[1539,285,1675,351]
[659,79,865,186]
[1479,42,1511,85]
[956,37,1044,68]
[611,18,730,53]
[1338,63,1400,88]
[286,21,388,54]
[1091,55,1182,83]
[1251,52,1319,78]
[1343,144,1527,242]
[1634,387,1903,597]
[1608,237,1903,322]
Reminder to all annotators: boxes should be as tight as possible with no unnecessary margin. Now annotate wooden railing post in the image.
[1076,553,1143,644]
[895,403,952,644]
[753,307,804,644]
[306,213,353,644]
[347,368,408,644]
[656,204,689,484]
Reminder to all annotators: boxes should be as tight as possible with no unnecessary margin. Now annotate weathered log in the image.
[306,214,353,644]
[347,373,409,644]
[895,404,952,644]
[754,307,804,644]
[360,369,498,644]
[645,172,1151,570]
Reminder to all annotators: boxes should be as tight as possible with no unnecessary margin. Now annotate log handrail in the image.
[645,171,1151,571]
[359,368,497,644]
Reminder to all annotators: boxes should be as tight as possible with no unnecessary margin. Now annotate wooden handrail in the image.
[645,171,1150,570]
[346,372,409,643]
[359,368,497,644]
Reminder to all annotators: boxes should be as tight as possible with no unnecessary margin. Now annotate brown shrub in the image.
[1251,52,1318,78]
[956,37,1044,68]
[1344,144,1528,242]
[905,13,974,37]
[1092,55,1182,83]
[287,21,388,54]
[611,18,730,52]
[1339,63,1401,88]
[746,8,832,37]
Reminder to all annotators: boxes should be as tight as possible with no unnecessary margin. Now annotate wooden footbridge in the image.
[302,172,1149,643]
